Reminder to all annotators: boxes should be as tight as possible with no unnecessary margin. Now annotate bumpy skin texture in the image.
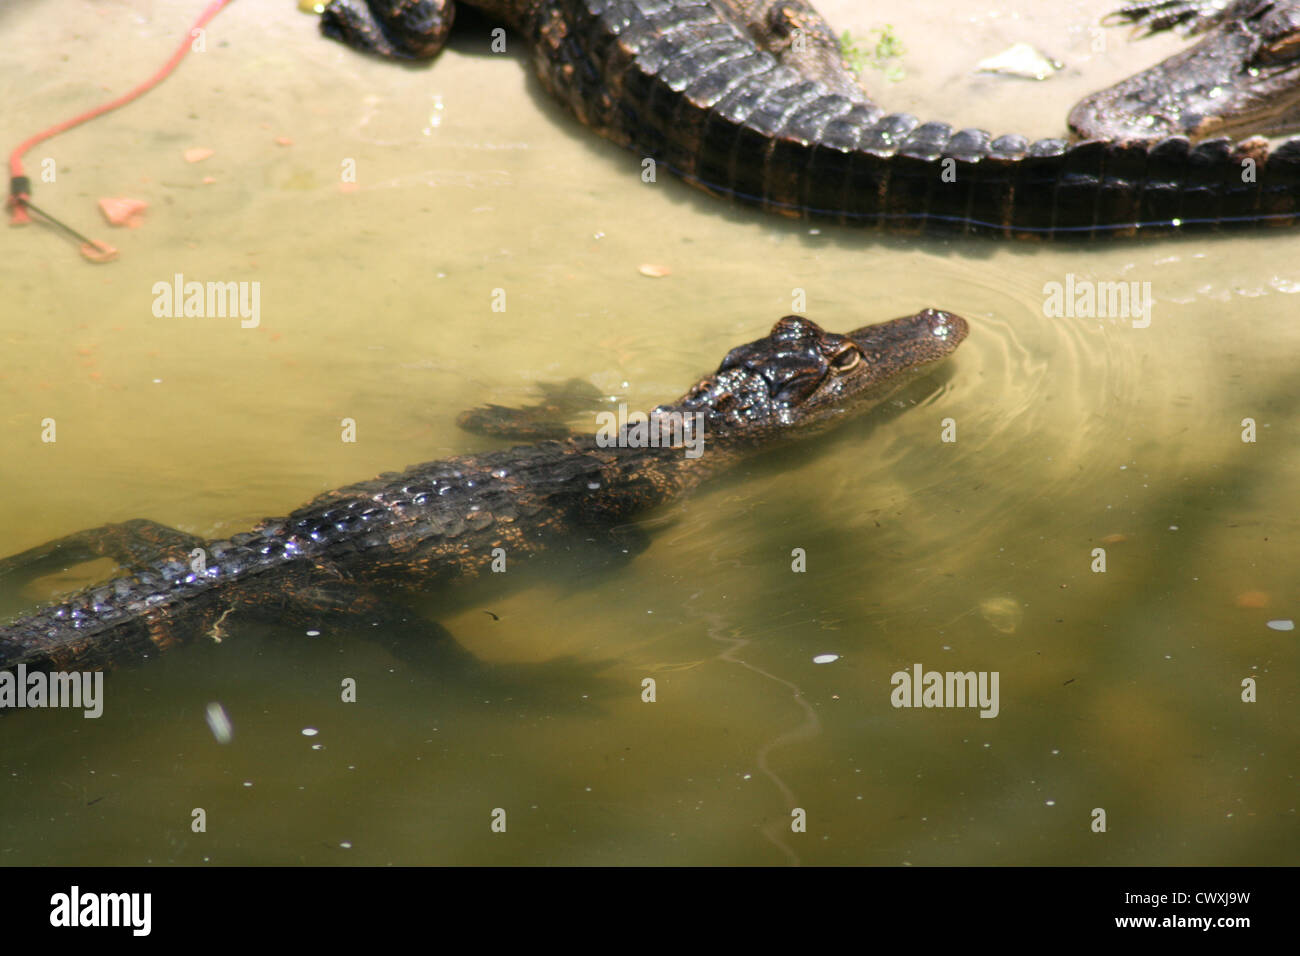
[323,0,1300,236]
[1070,0,1300,142]
[0,311,967,675]
[321,0,455,58]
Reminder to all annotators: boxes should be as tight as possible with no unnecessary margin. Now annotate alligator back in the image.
[0,438,696,674]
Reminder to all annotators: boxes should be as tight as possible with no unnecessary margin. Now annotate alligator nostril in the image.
[925,310,968,342]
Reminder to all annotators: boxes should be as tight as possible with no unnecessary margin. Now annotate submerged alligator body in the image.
[0,310,966,676]
[322,0,1300,236]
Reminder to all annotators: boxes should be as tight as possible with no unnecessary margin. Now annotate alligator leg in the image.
[456,378,609,440]
[727,0,872,101]
[320,0,456,60]
[227,565,548,685]
[225,563,477,662]
[1104,0,1237,36]
[236,558,629,703]
[0,519,205,584]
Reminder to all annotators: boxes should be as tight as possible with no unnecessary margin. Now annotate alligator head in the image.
[1069,0,1300,141]
[657,310,968,444]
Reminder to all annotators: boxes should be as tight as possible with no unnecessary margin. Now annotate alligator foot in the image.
[238,570,611,699]
[735,0,874,102]
[1103,0,1237,36]
[0,519,205,584]
[231,566,474,662]
[1075,0,1300,141]
[456,377,609,440]
[320,0,455,60]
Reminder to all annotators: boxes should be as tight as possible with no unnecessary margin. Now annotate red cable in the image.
[7,0,235,242]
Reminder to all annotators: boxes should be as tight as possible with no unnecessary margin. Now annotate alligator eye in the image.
[831,347,861,371]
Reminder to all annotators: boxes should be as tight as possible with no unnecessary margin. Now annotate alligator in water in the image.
[0,310,967,677]
[319,0,1300,236]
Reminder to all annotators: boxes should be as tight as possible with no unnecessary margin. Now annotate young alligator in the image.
[0,310,967,677]
[320,0,1300,237]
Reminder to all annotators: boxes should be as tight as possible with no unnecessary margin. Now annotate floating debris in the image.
[979,596,1023,634]
[638,263,671,278]
[813,654,840,664]
[97,197,147,228]
[205,702,233,744]
[1266,619,1294,631]
[79,241,118,264]
[977,43,1062,81]
[184,146,214,163]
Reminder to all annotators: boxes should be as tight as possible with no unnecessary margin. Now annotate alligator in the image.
[0,309,967,677]
[318,0,1300,236]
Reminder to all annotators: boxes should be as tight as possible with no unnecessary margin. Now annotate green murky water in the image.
[0,0,1295,865]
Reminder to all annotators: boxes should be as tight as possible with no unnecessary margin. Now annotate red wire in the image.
[8,0,235,224]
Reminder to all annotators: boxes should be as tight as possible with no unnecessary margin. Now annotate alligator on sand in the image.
[321,0,1300,236]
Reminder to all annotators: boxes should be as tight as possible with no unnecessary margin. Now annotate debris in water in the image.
[97,197,147,228]
[979,596,1023,634]
[205,702,234,744]
[79,241,118,263]
[977,43,1062,81]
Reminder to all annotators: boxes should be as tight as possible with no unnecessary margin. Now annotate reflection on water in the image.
[0,0,1296,865]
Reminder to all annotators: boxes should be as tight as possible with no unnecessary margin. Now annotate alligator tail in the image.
[526,0,1300,237]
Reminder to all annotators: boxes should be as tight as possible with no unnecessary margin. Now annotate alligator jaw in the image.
[1069,1,1300,141]
[846,308,969,382]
